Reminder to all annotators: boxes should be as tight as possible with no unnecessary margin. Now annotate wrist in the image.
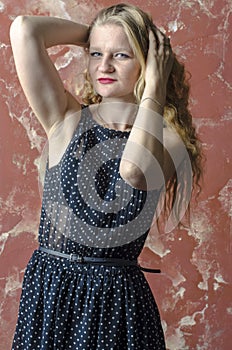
[142,85,166,107]
[140,92,165,114]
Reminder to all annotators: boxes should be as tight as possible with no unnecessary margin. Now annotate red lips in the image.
[98,78,116,84]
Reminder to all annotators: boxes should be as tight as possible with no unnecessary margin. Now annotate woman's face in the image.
[88,24,141,102]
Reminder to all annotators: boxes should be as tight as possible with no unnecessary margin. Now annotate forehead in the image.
[89,24,132,50]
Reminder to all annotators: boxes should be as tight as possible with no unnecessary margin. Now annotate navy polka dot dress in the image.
[12,107,166,349]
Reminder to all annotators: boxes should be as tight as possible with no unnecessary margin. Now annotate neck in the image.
[96,100,138,131]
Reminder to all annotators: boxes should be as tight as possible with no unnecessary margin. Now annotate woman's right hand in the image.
[10,16,89,134]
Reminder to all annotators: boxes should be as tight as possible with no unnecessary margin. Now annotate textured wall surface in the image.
[0,0,231,349]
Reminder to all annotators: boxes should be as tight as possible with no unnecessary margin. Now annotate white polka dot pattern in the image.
[12,107,166,349]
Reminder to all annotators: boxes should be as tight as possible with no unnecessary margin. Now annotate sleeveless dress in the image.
[12,107,166,350]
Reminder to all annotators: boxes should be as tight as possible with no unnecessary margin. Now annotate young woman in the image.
[10,3,202,349]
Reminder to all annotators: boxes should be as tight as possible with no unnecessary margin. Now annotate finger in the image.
[155,28,165,45]
[164,40,172,57]
[148,30,157,51]
[163,37,172,50]
[154,28,172,54]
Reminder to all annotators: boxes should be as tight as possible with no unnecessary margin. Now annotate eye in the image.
[114,52,130,59]
[90,52,102,58]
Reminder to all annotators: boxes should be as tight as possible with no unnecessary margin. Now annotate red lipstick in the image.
[98,78,116,84]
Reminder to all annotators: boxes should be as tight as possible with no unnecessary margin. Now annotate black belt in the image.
[38,246,161,273]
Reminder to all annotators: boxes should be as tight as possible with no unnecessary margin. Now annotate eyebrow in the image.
[89,46,132,52]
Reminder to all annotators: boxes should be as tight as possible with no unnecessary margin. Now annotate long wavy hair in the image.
[80,3,203,226]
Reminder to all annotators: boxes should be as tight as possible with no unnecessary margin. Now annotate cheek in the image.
[129,65,141,84]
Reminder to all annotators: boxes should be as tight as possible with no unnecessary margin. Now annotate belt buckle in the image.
[70,253,83,263]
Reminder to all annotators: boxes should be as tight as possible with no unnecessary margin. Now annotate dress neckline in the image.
[84,105,131,134]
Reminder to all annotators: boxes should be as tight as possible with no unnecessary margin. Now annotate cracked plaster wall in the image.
[0,0,231,349]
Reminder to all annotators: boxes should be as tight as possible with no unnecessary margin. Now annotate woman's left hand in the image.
[144,29,174,106]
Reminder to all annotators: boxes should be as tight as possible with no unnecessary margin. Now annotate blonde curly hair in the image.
[80,3,203,223]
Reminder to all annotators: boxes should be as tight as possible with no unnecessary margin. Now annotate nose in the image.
[98,55,115,73]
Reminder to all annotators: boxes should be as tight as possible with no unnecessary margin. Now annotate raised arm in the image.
[10,15,89,133]
[120,30,186,190]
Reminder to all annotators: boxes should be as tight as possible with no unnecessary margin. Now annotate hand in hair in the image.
[144,29,174,107]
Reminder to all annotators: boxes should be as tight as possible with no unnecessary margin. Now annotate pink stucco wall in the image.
[0,0,231,349]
